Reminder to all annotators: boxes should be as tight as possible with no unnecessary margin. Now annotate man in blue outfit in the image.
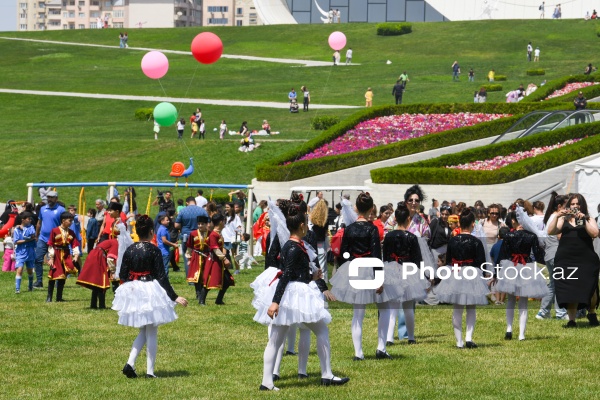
[174,197,208,277]
[33,191,65,288]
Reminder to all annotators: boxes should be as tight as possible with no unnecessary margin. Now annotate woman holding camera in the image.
[547,193,600,327]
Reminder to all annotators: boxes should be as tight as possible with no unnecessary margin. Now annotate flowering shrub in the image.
[545,82,599,100]
[297,113,508,161]
[446,138,583,171]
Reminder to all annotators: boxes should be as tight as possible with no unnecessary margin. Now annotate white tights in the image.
[270,325,310,376]
[506,295,528,340]
[127,325,158,375]
[262,322,332,388]
[452,305,476,347]
[352,303,391,358]
[387,301,416,342]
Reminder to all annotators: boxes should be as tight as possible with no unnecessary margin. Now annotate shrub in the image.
[370,122,600,185]
[596,26,600,37]
[482,84,503,92]
[494,75,507,81]
[376,22,412,36]
[527,69,546,76]
[311,115,340,130]
[135,108,153,121]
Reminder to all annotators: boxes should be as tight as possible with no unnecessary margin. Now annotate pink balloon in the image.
[328,31,347,51]
[141,51,169,79]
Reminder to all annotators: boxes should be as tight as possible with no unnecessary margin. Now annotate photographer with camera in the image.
[152,190,175,215]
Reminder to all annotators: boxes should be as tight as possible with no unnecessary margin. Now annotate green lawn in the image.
[0,263,596,400]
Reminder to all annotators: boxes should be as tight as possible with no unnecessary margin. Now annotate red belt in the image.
[511,254,528,266]
[129,271,151,281]
[390,253,409,262]
[451,258,473,268]
[269,270,283,286]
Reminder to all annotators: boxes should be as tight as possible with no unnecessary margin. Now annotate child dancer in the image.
[256,200,348,391]
[382,202,428,344]
[435,209,490,348]
[330,193,392,360]
[2,235,16,272]
[185,215,210,305]
[219,120,227,140]
[13,212,36,292]
[45,212,80,302]
[113,215,188,378]
[495,211,548,341]
[76,238,118,309]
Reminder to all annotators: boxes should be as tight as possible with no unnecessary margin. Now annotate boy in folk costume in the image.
[46,212,80,302]
[77,238,119,309]
[185,215,210,305]
[200,213,234,305]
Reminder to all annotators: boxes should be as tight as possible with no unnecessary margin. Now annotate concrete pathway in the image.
[0,36,359,67]
[0,88,360,110]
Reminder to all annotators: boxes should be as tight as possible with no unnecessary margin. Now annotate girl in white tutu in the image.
[382,202,429,345]
[258,200,348,391]
[330,193,393,360]
[435,209,490,349]
[494,211,548,341]
[113,215,188,379]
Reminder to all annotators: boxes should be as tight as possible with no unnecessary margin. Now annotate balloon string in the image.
[282,64,334,182]
[157,78,168,97]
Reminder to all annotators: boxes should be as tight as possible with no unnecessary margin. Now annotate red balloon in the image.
[191,32,223,64]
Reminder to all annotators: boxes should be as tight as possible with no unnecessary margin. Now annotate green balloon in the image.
[153,102,178,126]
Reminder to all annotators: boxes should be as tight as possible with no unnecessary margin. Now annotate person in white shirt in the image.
[345,48,353,65]
[527,42,533,62]
[195,190,208,208]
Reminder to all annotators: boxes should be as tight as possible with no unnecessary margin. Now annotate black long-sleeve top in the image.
[498,229,544,265]
[303,230,328,293]
[428,218,450,249]
[311,224,328,242]
[445,234,487,270]
[340,221,381,262]
[382,230,423,266]
[265,233,282,270]
[119,241,178,301]
[272,240,312,304]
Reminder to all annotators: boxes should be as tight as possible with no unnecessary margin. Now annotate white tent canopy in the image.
[575,156,600,218]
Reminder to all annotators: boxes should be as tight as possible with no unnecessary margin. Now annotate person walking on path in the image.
[452,61,460,81]
[540,2,545,18]
[392,80,404,105]
[527,42,533,62]
[534,47,540,62]
[301,86,310,112]
[345,48,353,65]
[399,71,409,89]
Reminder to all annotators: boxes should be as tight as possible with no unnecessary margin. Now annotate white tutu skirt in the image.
[380,261,429,303]
[112,280,178,328]
[330,261,377,305]
[435,266,490,305]
[250,267,280,311]
[495,261,549,298]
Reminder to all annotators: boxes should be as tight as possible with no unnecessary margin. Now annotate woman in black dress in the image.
[547,193,600,327]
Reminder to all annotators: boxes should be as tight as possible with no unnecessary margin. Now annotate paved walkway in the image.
[0,88,359,109]
[0,37,359,67]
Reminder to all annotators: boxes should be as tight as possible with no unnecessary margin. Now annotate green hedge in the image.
[527,69,546,76]
[255,102,584,182]
[135,108,153,121]
[482,84,503,92]
[376,22,412,36]
[521,73,600,102]
[371,122,600,185]
[311,115,341,130]
[494,75,507,81]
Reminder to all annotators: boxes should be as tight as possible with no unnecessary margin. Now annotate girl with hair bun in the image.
[382,202,429,345]
[113,215,188,379]
[330,192,394,360]
[434,209,490,349]
[255,200,348,391]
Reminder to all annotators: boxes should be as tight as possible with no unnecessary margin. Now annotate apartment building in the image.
[203,0,261,26]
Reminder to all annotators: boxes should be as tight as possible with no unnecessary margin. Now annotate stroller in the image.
[290,98,299,113]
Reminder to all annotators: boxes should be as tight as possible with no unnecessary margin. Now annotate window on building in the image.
[79,0,85,5]
[79,12,84,17]
[20,13,27,19]
[91,0,99,5]
[105,1,111,6]
[63,11,68,17]
[33,3,36,8]
[49,20,60,26]
[207,6,228,13]
[90,22,97,28]
[63,1,67,6]
[20,24,27,30]
[90,11,100,17]
[236,20,242,26]
[69,0,75,5]
[38,3,45,8]
[79,24,85,29]
[113,10,123,18]
[236,8,242,15]
[63,24,68,29]
[19,3,27,9]
[208,18,228,24]
[68,11,75,17]
[113,22,123,28]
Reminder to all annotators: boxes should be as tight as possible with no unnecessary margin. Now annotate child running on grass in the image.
[13,212,36,292]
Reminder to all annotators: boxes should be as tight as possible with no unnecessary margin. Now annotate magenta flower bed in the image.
[446,138,583,171]
[545,82,599,100]
[297,113,509,161]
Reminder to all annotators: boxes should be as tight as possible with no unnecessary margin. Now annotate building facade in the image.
[202,0,261,26]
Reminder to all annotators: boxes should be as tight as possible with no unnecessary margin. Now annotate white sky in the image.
[0,0,17,31]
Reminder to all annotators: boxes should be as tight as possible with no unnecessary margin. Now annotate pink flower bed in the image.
[296,113,509,161]
[446,138,583,171]
[545,82,599,100]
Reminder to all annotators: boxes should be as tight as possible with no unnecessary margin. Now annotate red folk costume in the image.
[203,229,229,289]
[186,230,208,283]
[47,226,80,280]
[252,212,271,254]
[77,239,118,290]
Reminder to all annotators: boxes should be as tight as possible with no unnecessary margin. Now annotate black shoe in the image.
[33,282,43,289]
[587,313,599,327]
[122,363,137,378]
[172,267,181,272]
[298,373,309,379]
[352,356,364,361]
[505,332,512,340]
[272,374,280,381]
[45,296,52,303]
[465,341,478,349]
[285,351,297,356]
[386,341,394,346]
[215,300,225,305]
[375,350,392,360]
[321,376,350,386]
[566,320,577,328]
[146,374,158,378]
[407,340,417,345]
[259,385,279,391]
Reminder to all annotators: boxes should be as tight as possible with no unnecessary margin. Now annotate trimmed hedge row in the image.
[135,108,154,121]
[371,122,600,185]
[482,84,503,92]
[255,102,582,182]
[311,115,340,130]
[376,23,412,36]
[494,75,507,81]
[526,69,545,76]
[521,73,600,102]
